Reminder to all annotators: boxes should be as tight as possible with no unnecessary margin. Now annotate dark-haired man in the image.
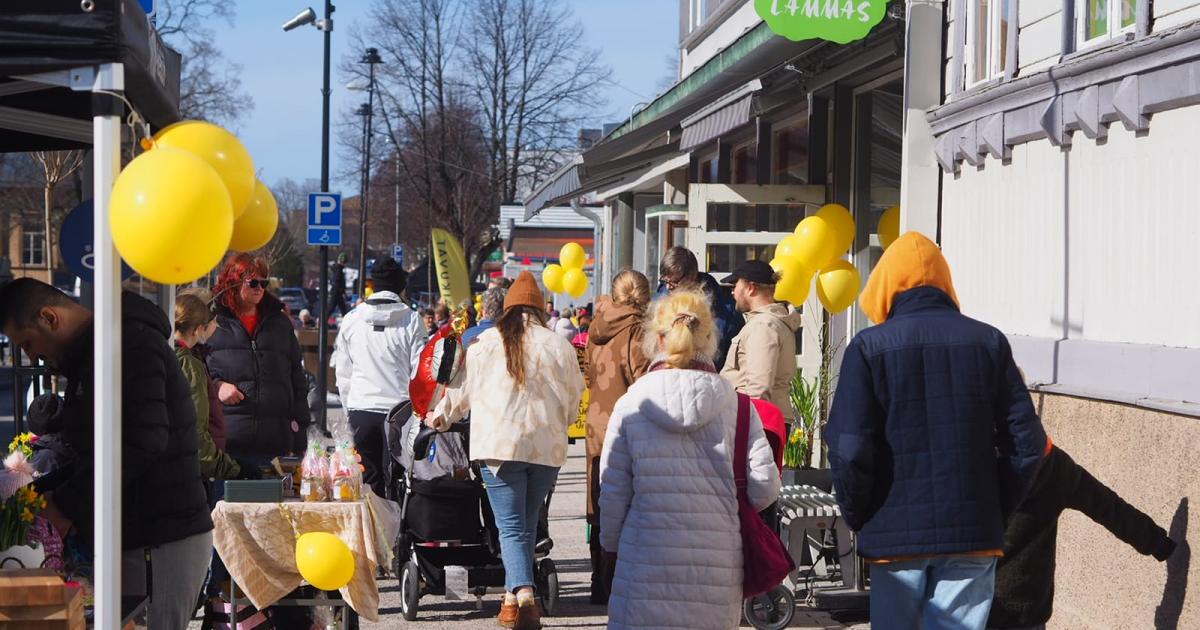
[0,278,213,629]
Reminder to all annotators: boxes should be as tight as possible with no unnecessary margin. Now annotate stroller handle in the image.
[412,421,468,460]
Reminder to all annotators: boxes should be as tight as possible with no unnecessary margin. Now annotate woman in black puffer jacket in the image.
[205,254,311,461]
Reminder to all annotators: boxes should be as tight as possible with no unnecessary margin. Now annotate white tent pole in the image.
[92,61,124,630]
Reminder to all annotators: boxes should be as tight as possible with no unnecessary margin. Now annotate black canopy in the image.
[0,0,182,152]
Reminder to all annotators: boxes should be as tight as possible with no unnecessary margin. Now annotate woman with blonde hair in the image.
[582,269,652,604]
[599,289,779,630]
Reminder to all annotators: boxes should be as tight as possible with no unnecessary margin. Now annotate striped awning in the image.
[523,159,582,221]
[678,80,761,151]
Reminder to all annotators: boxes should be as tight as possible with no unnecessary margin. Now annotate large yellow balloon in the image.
[792,216,837,271]
[111,148,233,285]
[229,180,279,252]
[154,120,256,218]
[295,532,355,592]
[542,263,565,294]
[816,259,862,313]
[878,206,900,250]
[559,242,587,270]
[774,234,802,260]
[816,203,856,255]
[774,258,813,307]
[768,256,793,274]
[563,268,589,299]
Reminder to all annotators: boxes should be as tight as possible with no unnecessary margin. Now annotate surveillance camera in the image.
[282,7,317,32]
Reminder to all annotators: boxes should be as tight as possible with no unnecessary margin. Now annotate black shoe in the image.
[535,538,553,555]
[589,585,609,606]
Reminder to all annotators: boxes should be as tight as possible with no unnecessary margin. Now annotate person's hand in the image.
[218,382,245,405]
[40,494,72,538]
[423,412,446,431]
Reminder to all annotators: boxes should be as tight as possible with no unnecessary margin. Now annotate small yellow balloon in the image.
[774,258,813,307]
[110,147,233,285]
[816,259,862,314]
[563,267,589,299]
[542,263,565,294]
[775,234,802,260]
[878,206,901,250]
[559,242,587,270]
[229,180,279,252]
[295,532,355,592]
[792,216,838,271]
[816,203,856,255]
[768,256,794,274]
[154,120,256,218]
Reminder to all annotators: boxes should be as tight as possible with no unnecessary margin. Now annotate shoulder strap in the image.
[733,392,750,489]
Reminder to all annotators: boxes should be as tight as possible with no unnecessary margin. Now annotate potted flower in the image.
[0,432,49,569]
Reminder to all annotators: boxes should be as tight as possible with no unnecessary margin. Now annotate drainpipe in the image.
[898,0,946,239]
[570,199,604,297]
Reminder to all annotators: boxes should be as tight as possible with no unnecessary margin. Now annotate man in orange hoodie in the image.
[825,232,1047,629]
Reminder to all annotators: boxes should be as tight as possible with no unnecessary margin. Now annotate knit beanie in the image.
[504,271,544,313]
[371,258,408,294]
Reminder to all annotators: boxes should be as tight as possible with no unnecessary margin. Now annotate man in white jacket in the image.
[332,258,428,497]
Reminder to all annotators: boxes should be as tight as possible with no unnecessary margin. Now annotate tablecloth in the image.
[211,493,401,622]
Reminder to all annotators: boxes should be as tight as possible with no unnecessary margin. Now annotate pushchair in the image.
[384,401,560,621]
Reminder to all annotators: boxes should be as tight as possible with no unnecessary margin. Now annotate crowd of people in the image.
[0,235,1180,630]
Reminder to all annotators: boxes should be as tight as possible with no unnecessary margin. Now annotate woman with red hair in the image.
[205,254,311,462]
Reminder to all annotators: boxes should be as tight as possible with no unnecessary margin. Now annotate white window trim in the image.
[965,0,1008,87]
[1076,0,1136,49]
[22,230,45,267]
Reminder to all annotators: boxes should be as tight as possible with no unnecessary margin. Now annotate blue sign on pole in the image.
[392,244,404,266]
[59,201,136,283]
[307,193,342,247]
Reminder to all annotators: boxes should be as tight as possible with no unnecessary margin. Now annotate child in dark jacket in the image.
[988,443,1176,628]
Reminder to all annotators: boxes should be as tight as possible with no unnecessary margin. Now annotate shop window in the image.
[698,157,718,183]
[732,143,757,185]
[1078,0,1135,45]
[705,244,775,275]
[22,229,45,267]
[647,217,661,284]
[773,118,809,185]
[966,0,1011,85]
[706,204,805,233]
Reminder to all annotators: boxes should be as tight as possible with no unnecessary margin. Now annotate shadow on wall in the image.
[1155,497,1189,629]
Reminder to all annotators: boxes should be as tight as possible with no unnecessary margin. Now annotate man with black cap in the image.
[719,260,802,420]
[331,258,428,496]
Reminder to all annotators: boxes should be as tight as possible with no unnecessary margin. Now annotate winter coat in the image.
[720,303,801,418]
[988,446,1175,628]
[825,233,1046,559]
[553,318,578,341]
[331,292,427,413]
[431,323,585,468]
[53,292,213,550]
[206,294,311,459]
[599,367,780,630]
[175,344,241,480]
[657,273,744,370]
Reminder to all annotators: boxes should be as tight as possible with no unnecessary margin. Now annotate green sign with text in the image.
[755,0,889,45]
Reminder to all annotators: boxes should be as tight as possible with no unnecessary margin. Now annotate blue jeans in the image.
[480,462,559,593]
[870,555,998,630]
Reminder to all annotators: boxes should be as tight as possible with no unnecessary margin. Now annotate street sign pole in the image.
[316,0,334,435]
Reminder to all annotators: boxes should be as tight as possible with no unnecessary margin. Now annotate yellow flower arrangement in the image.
[0,433,46,548]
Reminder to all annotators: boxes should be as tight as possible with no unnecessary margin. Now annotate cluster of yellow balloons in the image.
[769,204,863,314]
[110,121,279,285]
[541,242,590,299]
[295,531,355,591]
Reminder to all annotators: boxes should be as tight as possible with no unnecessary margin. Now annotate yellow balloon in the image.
[563,267,589,299]
[774,258,813,307]
[154,120,256,218]
[816,203,856,255]
[816,259,862,313]
[295,532,355,592]
[792,216,837,271]
[542,263,565,294]
[229,180,279,252]
[878,205,901,250]
[111,148,233,285]
[775,234,802,260]
[559,242,587,270]
[768,256,794,274]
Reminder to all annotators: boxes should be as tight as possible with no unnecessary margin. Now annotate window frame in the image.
[1076,0,1137,48]
[965,0,1010,87]
[22,228,45,267]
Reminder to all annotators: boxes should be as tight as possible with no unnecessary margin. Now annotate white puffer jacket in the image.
[599,367,780,630]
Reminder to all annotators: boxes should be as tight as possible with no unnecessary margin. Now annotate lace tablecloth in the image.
[211,493,401,622]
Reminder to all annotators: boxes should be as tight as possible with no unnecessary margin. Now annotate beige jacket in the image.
[720,303,801,418]
[431,323,584,468]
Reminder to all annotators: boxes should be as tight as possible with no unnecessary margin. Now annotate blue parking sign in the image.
[307,193,342,246]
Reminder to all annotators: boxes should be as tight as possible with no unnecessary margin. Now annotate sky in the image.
[210,0,680,193]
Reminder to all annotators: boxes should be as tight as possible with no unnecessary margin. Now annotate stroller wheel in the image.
[743,584,795,630]
[537,558,559,616]
[400,559,421,621]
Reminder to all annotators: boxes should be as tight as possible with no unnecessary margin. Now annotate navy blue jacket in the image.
[656,272,744,370]
[825,286,1046,559]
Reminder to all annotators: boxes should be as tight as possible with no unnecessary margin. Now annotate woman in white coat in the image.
[599,289,780,630]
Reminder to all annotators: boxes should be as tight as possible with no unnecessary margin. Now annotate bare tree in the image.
[29,151,84,272]
[155,0,254,125]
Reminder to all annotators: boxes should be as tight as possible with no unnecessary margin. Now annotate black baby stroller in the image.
[384,401,559,621]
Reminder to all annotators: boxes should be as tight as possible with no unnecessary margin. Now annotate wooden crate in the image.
[0,568,84,630]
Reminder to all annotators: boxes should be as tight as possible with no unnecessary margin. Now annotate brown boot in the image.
[514,601,542,630]
[497,599,518,628]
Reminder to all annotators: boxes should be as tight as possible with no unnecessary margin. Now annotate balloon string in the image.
[92,89,154,151]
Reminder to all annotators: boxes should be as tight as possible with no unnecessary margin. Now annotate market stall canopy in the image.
[0,0,182,152]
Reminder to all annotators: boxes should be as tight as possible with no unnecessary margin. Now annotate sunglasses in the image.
[244,279,268,289]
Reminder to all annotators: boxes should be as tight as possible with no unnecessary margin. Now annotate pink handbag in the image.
[733,393,795,597]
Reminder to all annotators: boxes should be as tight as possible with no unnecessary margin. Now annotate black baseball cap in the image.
[721,260,777,285]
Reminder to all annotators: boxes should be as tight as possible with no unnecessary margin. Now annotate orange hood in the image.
[860,232,960,325]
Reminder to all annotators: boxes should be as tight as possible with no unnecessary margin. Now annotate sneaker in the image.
[514,601,542,630]
[535,538,553,555]
[497,600,518,628]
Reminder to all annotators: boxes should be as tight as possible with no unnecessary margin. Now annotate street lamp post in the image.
[283,2,334,434]
[357,48,382,297]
